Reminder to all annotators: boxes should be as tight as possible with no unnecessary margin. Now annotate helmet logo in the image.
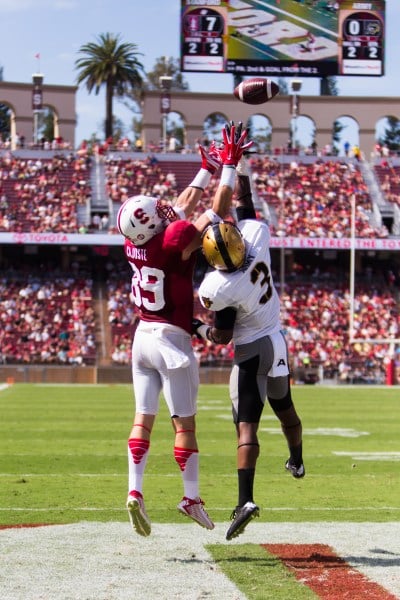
[133,207,150,224]
[201,296,213,309]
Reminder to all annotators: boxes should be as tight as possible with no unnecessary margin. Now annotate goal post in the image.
[348,195,399,384]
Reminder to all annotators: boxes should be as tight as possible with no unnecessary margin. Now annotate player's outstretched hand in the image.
[219,120,253,166]
[198,142,223,174]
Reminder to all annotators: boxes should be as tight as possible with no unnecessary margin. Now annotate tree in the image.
[125,56,188,110]
[37,107,54,142]
[75,33,145,140]
[0,65,10,142]
[277,78,289,95]
[122,56,189,143]
[145,56,188,92]
[203,113,227,143]
[0,104,10,141]
[379,116,400,152]
[332,119,345,154]
[320,76,339,96]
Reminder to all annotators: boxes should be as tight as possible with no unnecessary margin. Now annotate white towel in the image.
[153,327,190,370]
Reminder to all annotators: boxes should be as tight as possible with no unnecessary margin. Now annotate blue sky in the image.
[0,0,399,146]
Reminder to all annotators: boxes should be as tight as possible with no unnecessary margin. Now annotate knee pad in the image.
[267,388,293,413]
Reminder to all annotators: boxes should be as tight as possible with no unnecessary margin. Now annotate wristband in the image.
[174,206,186,220]
[219,165,236,189]
[189,168,211,190]
[205,209,222,224]
[197,324,210,341]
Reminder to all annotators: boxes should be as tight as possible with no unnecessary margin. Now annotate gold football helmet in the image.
[202,222,246,272]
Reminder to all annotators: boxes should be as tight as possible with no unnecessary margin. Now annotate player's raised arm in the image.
[193,121,254,235]
[181,121,253,259]
[174,142,222,218]
[235,155,257,221]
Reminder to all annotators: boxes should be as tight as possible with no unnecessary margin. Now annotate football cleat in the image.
[126,491,151,537]
[226,501,259,541]
[177,496,215,530]
[285,458,305,479]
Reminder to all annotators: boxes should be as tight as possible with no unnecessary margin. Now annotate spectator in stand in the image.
[117,122,252,537]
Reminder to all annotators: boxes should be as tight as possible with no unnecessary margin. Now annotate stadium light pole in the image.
[279,153,285,296]
[289,79,302,151]
[349,193,356,343]
[32,73,44,147]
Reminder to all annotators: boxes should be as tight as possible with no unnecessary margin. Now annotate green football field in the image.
[1,383,399,599]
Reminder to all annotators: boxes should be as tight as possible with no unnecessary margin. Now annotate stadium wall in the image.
[141,90,400,154]
[0,366,232,385]
[0,80,77,149]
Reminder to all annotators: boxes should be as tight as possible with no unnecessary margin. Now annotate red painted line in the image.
[263,544,398,600]
[0,523,61,530]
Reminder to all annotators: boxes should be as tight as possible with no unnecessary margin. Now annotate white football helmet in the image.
[117,195,176,245]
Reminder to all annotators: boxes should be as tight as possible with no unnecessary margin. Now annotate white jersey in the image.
[198,219,281,345]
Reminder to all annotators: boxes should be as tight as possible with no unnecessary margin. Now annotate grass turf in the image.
[0,384,399,526]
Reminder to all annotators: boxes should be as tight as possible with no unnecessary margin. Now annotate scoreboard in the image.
[181,5,226,72]
[180,0,385,78]
[339,3,384,75]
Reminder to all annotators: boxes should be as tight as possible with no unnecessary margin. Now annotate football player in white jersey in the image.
[193,152,305,541]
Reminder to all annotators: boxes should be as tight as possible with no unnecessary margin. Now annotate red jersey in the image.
[123,219,198,334]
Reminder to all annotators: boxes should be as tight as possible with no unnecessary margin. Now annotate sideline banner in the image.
[0,232,399,251]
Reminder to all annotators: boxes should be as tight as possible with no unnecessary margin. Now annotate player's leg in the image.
[160,336,214,529]
[268,378,305,478]
[173,414,214,530]
[226,346,265,540]
[126,329,162,536]
[266,332,304,478]
[126,413,155,537]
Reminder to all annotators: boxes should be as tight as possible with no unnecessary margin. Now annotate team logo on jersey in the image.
[277,358,286,367]
[201,296,213,309]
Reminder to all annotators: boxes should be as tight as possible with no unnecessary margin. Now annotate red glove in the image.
[219,121,253,166]
[198,142,223,174]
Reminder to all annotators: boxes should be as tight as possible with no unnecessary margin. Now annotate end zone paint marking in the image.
[263,544,398,600]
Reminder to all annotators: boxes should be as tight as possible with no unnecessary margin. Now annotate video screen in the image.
[180,0,385,77]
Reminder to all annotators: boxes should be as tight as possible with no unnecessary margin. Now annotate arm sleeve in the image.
[236,205,257,221]
[236,174,257,221]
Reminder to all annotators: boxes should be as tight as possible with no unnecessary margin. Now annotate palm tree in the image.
[75,33,145,139]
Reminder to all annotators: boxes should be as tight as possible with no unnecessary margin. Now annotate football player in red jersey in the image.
[117,123,253,536]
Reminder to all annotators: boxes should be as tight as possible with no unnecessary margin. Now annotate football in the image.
[233,77,279,105]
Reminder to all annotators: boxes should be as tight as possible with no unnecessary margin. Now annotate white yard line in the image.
[1,522,399,600]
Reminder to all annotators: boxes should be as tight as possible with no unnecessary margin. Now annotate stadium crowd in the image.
[0,263,96,365]
[0,147,399,384]
[105,258,400,385]
[0,152,91,233]
[0,151,398,237]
